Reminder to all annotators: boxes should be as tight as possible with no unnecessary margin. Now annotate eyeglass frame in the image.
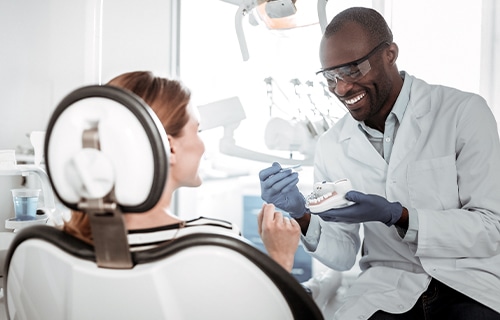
[316,41,391,89]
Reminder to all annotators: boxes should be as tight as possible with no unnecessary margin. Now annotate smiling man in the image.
[259,6,500,320]
[318,20,399,132]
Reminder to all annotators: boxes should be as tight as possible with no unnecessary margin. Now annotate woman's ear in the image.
[167,135,176,165]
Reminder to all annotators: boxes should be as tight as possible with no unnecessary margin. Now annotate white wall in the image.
[0,0,173,152]
[390,1,482,94]
[100,0,174,83]
[0,0,88,150]
[480,0,500,122]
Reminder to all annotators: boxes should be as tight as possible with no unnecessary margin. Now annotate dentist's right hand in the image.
[259,162,308,219]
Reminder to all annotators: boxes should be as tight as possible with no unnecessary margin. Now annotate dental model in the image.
[305,179,355,213]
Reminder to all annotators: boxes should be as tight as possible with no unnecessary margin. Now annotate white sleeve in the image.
[301,215,361,271]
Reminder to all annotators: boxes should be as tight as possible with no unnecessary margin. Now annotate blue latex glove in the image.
[259,162,308,219]
[313,191,403,226]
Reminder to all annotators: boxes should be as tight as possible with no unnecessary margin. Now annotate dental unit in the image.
[0,132,63,232]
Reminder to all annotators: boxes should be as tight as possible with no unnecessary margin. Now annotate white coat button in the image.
[399,304,405,309]
[385,137,391,142]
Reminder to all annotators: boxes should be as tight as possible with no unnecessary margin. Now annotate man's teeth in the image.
[345,92,366,105]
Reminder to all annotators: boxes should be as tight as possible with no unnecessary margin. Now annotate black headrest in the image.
[44,85,169,213]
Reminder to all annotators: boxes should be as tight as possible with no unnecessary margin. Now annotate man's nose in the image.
[334,79,353,96]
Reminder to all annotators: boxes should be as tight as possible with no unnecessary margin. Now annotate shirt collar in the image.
[391,71,412,123]
[358,71,413,133]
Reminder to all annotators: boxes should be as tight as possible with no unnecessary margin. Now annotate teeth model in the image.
[305,179,355,213]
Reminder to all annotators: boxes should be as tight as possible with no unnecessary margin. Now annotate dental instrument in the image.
[280,164,302,173]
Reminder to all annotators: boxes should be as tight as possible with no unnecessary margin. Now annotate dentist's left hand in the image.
[259,162,308,219]
[312,191,403,226]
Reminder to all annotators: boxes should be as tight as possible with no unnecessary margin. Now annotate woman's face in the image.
[169,104,205,188]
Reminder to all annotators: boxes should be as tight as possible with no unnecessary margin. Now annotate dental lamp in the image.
[220,0,328,61]
[198,96,316,165]
[265,0,297,18]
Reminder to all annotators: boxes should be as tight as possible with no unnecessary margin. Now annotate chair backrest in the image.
[4,225,323,320]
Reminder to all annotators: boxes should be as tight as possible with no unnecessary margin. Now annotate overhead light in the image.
[220,0,328,60]
[256,0,318,30]
[264,0,297,19]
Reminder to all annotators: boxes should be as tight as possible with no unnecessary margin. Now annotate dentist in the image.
[259,7,500,319]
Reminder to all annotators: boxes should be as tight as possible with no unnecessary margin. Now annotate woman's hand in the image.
[257,203,301,272]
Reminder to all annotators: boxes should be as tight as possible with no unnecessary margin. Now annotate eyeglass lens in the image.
[323,59,371,88]
[319,42,390,89]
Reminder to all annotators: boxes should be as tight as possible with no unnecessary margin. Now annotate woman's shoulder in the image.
[128,216,241,250]
[185,216,237,229]
[184,216,241,237]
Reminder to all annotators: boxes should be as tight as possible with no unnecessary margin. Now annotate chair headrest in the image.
[44,85,169,213]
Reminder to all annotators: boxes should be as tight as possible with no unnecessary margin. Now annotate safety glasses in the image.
[316,42,390,89]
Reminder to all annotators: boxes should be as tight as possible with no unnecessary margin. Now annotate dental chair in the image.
[3,85,323,320]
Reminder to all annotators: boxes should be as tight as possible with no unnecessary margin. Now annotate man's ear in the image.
[167,135,176,165]
[387,42,399,66]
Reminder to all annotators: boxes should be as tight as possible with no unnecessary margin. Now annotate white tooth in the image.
[345,92,366,104]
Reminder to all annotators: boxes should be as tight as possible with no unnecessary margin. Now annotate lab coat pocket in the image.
[407,154,460,210]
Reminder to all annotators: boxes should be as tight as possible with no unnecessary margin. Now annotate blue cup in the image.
[11,189,40,221]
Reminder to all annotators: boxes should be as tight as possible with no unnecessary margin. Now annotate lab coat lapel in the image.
[341,118,387,171]
[389,77,431,171]
[388,110,421,170]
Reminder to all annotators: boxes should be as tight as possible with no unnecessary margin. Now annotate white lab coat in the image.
[303,73,500,319]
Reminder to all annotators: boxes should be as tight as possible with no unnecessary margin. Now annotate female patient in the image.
[62,71,300,272]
